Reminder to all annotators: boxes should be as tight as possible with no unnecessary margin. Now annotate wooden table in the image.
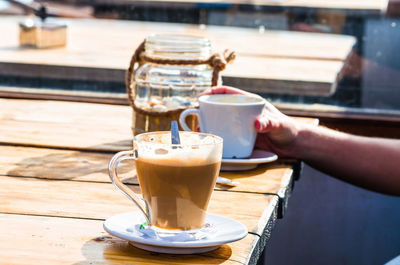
[0,16,355,97]
[0,97,315,264]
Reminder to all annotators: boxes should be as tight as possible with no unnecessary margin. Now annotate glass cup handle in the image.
[179,108,203,131]
[108,150,151,224]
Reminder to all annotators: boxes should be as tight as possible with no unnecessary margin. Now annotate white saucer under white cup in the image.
[221,149,278,171]
[104,211,248,254]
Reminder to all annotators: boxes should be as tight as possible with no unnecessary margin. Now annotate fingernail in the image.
[254,119,263,131]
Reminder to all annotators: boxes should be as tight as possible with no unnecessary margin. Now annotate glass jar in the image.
[130,34,219,134]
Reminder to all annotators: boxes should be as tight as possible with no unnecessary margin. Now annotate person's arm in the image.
[285,125,400,195]
[203,86,400,196]
[387,0,400,17]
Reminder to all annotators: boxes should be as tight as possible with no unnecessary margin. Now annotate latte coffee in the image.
[136,158,220,230]
[133,131,222,231]
[204,94,263,104]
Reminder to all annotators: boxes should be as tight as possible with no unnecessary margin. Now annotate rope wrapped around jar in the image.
[126,39,236,117]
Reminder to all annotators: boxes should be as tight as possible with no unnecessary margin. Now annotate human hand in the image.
[201,86,301,158]
[200,85,259,97]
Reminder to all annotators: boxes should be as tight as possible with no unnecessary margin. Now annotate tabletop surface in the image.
[0,16,356,97]
[0,97,316,264]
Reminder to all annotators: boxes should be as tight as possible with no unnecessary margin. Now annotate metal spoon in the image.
[171,121,180,145]
[217,176,239,187]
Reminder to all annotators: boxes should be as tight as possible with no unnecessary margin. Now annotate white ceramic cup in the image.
[179,94,266,158]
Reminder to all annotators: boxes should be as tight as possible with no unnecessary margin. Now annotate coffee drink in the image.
[136,158,220,230]
[205,94,263,104]
[109,131,222,231]
[132,131,222,231]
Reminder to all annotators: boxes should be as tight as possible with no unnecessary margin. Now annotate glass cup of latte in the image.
[108,131,223,232]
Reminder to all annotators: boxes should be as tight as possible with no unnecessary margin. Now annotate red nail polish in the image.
[255,120,261,131]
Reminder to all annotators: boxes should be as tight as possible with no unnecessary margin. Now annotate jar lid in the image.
[19,18,67,30]
[145,34,211,60]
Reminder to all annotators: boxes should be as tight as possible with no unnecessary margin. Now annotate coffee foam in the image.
[135,132,222,166]
[202,94,264,104]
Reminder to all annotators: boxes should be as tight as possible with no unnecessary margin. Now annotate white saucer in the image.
[103,211,248,254]
[221,149,278,171]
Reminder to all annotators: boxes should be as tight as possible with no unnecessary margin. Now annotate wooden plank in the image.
[0,143,290,217]
[0,16,356,96]
[0,98,317,151]
[0,119,132,151]
[0,85,129,105]
[0,16,355,61]
[0,213,261,265]
[0,57,343,97]
[0,98,133,151]
[0,59,340,96]
[0,145,292,195]
[0,145,118,182]
[222,163,294,218]
[0,175,278,236]
[0,98,130,125]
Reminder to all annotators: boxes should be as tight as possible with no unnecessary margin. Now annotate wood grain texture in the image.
[0,175,278,236]
[0,213,260,265]
[0,16,355,96]
[0,98,317,151]
[0,98,132,151]
[0,85,130,105]
[0,143,289,219]
[0,145,117,182]
[0,95,297,264]
[0,97,313,222]
[0,16,355,62]
[0,145,293,195]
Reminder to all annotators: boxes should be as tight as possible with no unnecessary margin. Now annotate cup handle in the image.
[108,150,151,224]
[179,108,202,131]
